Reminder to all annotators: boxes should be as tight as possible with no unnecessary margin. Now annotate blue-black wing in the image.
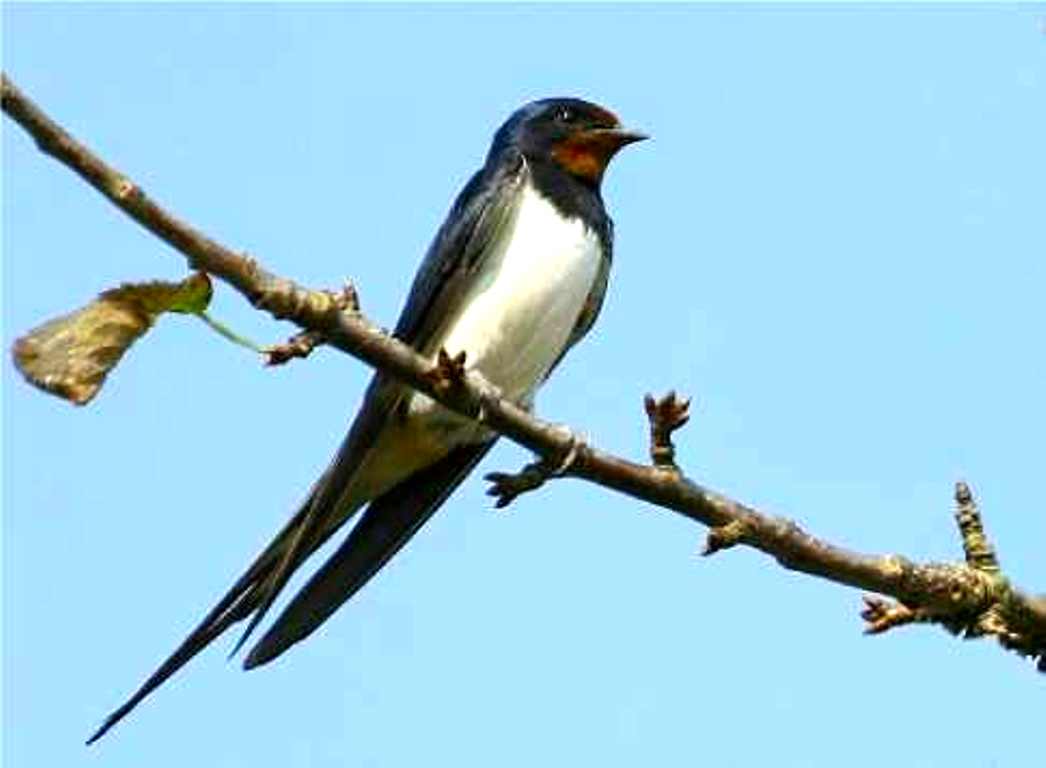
[88,153,527,744]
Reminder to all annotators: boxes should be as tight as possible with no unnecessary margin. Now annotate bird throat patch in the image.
[551,133,617,184]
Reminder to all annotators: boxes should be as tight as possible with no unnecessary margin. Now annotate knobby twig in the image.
[858,482,1046,667]
[263,283,359,366]
[4,72,1044,672]
[644,391,690,470]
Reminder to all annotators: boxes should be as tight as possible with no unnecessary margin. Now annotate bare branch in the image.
[4,72,1044,673]
[263,283,359,366]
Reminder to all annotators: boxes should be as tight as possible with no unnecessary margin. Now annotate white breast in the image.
[437,180,602,404]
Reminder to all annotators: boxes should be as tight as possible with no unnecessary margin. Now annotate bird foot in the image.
[485,461,549,509]
[484,427,585,509]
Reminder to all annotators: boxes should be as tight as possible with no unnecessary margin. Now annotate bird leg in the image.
[484,426,585,509]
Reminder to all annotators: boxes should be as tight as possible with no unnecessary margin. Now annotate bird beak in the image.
[591,126,649,149]
[606,127,650,146]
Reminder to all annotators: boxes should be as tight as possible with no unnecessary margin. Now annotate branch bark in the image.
[4,72,1044,672]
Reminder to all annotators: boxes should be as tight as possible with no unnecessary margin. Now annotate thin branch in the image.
[263,283,359,366]
[4,72,1044,672]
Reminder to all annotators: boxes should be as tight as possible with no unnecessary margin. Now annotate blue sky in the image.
[4,5,1044,767]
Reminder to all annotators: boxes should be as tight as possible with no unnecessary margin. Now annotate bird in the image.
[87,97,646,744]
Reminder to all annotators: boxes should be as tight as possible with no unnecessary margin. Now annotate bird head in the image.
[491,98,647,187]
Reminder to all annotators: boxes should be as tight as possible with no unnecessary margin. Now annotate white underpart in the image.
[411,180,601,424]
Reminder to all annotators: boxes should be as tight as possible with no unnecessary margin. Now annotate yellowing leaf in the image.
[12,272,213,406]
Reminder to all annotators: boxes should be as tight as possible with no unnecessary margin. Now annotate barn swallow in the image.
[88,97,645,743]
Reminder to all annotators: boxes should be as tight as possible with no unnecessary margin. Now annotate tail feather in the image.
[86,562,266,744]
[229,382,408,658]
[87,367,490,744]
[227,501,325,660]
[243,440,494,670]
[87,481,347,744]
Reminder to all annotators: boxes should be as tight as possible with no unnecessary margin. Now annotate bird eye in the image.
[555,106,576,124]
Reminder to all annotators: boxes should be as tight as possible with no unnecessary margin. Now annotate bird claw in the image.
[485,462,548,509]
[484,429,584,509]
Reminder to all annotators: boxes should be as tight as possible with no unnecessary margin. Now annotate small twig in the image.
[264,283,359,366]
[953,480,999,573]
[854,483,1046,671]
[861,596,930,634]
[644,391,690,470]
[431,347,468,387]
[264,330,324,365]
[702,520,750,556]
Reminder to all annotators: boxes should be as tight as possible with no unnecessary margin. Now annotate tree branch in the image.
[5,72,1044,672]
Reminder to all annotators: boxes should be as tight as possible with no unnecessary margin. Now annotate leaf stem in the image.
[195,311,265,354]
